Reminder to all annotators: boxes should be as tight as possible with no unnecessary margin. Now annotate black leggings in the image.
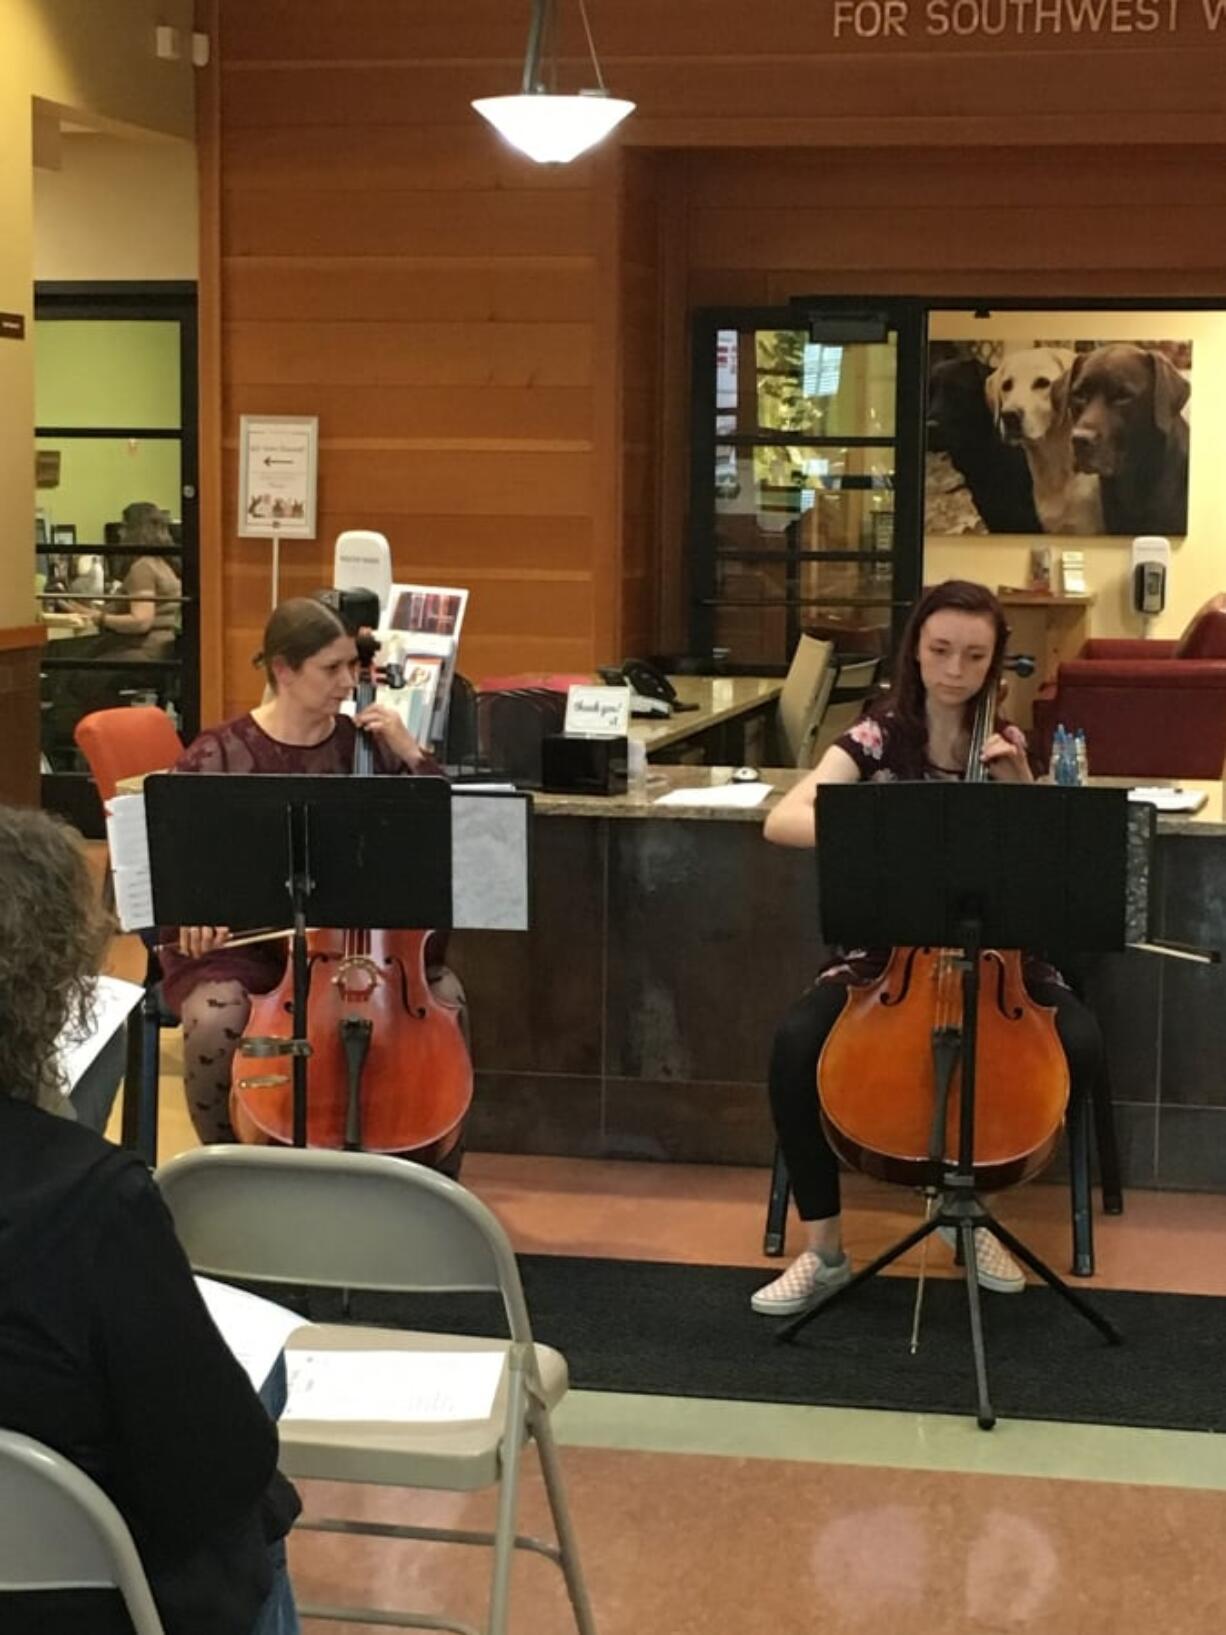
[768,976,1104,1221]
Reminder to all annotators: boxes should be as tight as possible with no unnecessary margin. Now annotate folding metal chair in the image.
[0,1429,165,1634]
[155,1145,597,1635]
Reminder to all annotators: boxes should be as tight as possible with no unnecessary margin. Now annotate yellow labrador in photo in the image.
[986,346,1103,535]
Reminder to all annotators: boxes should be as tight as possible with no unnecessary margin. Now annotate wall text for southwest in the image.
[831,0,1226,38]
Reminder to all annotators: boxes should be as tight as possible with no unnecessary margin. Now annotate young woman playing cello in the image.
[751,579,1105,1314]
[160,597,441,1144]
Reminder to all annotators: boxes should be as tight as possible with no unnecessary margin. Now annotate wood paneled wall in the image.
[204,4,1226,709]
[620,151,662,660]
[208,5,623,715]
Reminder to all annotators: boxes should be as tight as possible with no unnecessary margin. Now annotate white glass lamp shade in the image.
[472,89,635,164]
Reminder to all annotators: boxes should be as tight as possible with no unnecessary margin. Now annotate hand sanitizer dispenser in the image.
[1131,536,1170,620]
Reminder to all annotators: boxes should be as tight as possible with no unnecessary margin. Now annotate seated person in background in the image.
[0,805,300,1635]
[160,595,447,1145]
[76,501,182,660]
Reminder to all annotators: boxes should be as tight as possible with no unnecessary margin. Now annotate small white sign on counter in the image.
[564,685,630,738]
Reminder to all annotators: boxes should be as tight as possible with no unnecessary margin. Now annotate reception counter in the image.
[451,771,1226,1192]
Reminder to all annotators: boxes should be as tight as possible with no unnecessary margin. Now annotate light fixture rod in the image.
[520,0,555,93]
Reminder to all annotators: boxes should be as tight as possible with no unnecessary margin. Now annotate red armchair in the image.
[1032,603,1226,777]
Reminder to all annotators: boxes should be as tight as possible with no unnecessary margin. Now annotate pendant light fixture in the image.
[472,0,634,165]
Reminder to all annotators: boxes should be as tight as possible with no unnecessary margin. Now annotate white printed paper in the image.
[105,792,154,931]
[653,782,772,810]
[283,1348,505,1423]
[196,1277,308,1392]
[55,974,143,1089]
[564,685,631,738]
[1128,787,1207,813]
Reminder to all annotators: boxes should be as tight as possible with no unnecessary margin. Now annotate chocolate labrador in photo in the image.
[1066,343,1190,536]
[927,355,1041,533]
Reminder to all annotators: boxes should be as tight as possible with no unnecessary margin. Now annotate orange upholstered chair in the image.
[74,706,184,803]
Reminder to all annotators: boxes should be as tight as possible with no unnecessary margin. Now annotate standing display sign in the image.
[238,415,319,605]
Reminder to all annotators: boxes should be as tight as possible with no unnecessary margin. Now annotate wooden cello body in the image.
[230,632,473,1162]
[817,663,1069,1193]
[818,944,1066,1191]
[230,927,472,1161]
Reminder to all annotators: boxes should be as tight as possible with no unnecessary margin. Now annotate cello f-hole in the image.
[880,946,921,1006]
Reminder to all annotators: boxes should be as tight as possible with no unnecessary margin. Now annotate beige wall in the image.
[0,0,194,630]
[926,310,1225,643]
[34,133,197,282]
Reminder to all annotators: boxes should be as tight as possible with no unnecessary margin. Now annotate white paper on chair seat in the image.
[196,1277,308,1392]
[283,1348,505,1422]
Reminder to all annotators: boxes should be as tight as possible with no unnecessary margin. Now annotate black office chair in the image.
[444,672,479,770]
[476,687,566,787]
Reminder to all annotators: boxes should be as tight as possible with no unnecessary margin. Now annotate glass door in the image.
[690,302,925,671]
[34,283,198,830]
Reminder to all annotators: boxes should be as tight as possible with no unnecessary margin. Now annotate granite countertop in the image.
[628,675,783,753]
[114,765,1226,836]
[534,767,1226,834]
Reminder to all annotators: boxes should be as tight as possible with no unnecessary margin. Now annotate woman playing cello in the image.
[160,596,451,1145]
[751,579,1104,1315]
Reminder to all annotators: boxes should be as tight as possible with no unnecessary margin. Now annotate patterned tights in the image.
[179,979,251,1144]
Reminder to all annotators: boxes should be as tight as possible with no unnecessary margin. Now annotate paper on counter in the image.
[196,1276,308,1392]
[1128,787,1208,813]
[652,782,772,810]
[283,1348,505,1423]
[55,974,144,1089]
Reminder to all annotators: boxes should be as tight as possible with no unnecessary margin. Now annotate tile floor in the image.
[104,922,1226,1634]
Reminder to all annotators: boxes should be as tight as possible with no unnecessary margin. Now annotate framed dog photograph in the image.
[926,337,1191,538]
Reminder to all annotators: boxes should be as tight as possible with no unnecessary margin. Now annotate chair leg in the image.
[1092,1064,1124,1216]
[763,1142,791,1257]
[487,1355,529,1635]
[1067,1090,1094,1278]
[532,1405,598,1635]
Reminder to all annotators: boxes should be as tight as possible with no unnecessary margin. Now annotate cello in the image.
[229,631,473,1163]
[816,661,1069,1194]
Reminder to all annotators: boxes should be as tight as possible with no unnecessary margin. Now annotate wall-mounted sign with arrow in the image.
[238,415,319,607]
[238,414,319,542]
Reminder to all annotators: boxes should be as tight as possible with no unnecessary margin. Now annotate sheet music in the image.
[451,792,530,930]
[196,1277,308,1392]
[105,792,154,930]
[55,974,143,1089]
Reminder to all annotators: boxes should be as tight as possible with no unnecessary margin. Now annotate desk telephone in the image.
[598,659,698,716]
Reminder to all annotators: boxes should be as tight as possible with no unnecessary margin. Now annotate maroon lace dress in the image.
[159,713,441,1013]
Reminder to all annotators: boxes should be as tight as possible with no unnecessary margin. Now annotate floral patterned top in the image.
[819,709,1060,989]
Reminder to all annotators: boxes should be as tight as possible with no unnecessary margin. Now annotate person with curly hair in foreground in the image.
[0,806,300,1635]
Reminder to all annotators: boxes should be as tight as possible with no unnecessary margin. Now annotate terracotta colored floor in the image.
[291,1450,1226,1635]
[101,907,1226,1633]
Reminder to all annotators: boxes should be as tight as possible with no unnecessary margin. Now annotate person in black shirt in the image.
[0,805,300,1635]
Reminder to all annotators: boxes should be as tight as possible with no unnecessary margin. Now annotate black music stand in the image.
[777,781,1127,1429]
[144,773,452,1147]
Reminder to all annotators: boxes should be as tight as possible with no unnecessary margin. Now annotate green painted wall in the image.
[36,318,181,544]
